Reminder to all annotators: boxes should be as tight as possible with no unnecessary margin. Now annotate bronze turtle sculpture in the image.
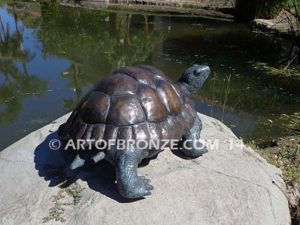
[58,64,210,199]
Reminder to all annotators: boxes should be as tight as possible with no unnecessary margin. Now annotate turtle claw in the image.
[143,191,151,196]
[132,176,153,198]
[118,175,154,199]
[147,185,154,191]
[140,176,154,190]
[58,179,74,188]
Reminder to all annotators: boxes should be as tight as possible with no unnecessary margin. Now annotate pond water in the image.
[0,2,299,150]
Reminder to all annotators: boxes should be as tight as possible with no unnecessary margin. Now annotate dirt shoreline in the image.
[59,1,234,20]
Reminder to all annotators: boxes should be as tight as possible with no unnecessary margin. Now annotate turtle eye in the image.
[193,70,201,76]
[193,66,210,77]
[193,69,204,77]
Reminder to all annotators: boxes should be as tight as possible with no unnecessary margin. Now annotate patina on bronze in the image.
[58,64,211,199]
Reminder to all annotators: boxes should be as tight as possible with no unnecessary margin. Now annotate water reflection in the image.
[0,2,299,150]
[38,3,166,109]
[0,4,46,124]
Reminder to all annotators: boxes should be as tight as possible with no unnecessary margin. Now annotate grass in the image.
[251,61,300,93]
[257,145,300,184]
[221,74,231,122]
[288,0,300,14]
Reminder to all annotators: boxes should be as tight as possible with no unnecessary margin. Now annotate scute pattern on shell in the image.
[62,65,197,148]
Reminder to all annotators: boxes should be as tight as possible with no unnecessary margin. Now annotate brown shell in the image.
[63,65,196,148]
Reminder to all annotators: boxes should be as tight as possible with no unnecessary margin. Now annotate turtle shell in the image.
[61,65,197,147]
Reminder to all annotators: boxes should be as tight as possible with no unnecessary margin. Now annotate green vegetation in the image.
[251,62,300,92]
[236,0,288,21]
[257,142,299,184]
[234,0,299,24]
[288,0,300,16]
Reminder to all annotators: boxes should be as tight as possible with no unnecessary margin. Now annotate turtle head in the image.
[178,64,211,96]
[189,64,211,81]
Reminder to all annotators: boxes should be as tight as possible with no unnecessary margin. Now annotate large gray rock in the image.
[252,10,299,35]
[0,113,290,225]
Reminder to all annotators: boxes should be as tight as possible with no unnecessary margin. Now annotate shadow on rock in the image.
[34,131,140,203]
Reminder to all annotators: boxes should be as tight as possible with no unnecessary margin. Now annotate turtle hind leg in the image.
[114,148,153,199]
[181,116,207,158]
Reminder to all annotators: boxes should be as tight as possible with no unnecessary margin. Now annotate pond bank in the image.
[59,0,234,20]
[253,135,300,224]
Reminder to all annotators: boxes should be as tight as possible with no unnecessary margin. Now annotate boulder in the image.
[252,10,299,35]
[0,113,290,225]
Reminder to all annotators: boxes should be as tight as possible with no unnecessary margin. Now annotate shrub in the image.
[236,0,288,21]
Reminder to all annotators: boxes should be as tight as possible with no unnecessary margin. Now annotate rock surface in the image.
[0,113,290,225]
[253,10,299,35]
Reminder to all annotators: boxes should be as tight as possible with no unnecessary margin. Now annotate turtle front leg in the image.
[181,116,208,158]
[64,151,105,176]
[44,153,85,187]
[46,151,105,187]
[114,148,153,199]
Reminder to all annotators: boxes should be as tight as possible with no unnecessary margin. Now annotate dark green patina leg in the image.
[114,148,153,199]
[182,116,208,158]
